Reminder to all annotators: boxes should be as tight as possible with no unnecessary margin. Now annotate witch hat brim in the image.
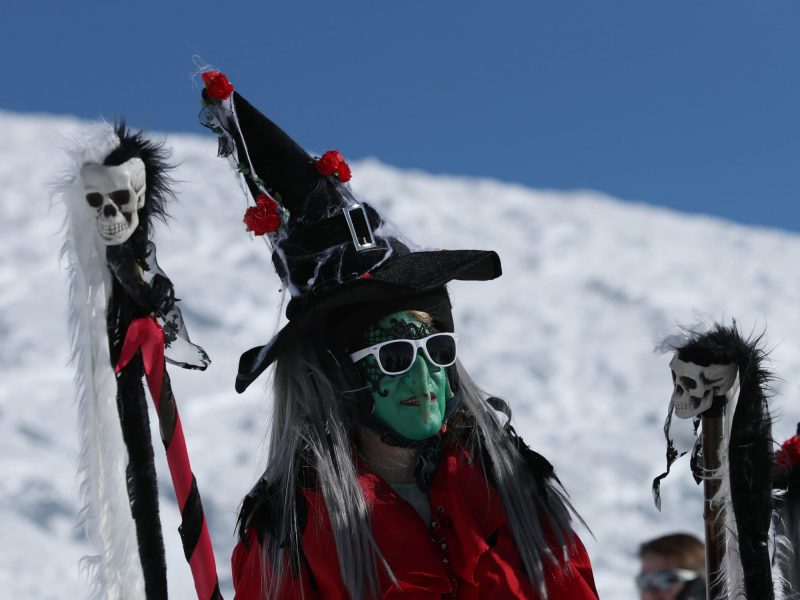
[236,250,502,393]
[236,249,500,392]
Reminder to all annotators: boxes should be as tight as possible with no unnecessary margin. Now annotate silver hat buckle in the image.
[343,203,377,251]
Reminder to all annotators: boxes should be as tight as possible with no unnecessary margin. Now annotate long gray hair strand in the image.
[249,342,581,599]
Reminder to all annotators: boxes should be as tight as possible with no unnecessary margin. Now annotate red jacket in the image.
[232,446,598,599]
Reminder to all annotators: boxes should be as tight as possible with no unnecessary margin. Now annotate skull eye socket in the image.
[109,190,130,205]
[86,192,103,208]
[679,376,697,390]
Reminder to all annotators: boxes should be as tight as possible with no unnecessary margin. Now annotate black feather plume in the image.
[103,122,174,245]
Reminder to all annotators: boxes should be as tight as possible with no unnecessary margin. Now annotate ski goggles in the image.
[349,333,459,376]
[635,569,699,592]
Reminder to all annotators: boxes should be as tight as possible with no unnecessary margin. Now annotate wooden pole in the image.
[702,400,725,600]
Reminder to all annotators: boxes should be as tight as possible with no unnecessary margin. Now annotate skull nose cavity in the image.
[103,204,117,218]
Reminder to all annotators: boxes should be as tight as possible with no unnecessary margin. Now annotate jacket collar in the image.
[360,444,507,590]
[300,443,508,596]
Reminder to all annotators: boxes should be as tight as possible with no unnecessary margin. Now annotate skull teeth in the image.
[98,220,129,240]
[101,223,126,234]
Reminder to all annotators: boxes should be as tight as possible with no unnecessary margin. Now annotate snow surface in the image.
[3,109,800,599]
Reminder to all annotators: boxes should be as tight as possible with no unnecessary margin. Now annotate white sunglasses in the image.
[349,332,459,376]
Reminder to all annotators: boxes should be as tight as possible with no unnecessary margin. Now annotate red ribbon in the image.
[115,316,219,600]
[115,316,165,405]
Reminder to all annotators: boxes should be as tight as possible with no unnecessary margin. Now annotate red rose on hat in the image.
[315,150,351,182]
[316,150,341,177]
[243,194,281,235]
[202,70,234,101]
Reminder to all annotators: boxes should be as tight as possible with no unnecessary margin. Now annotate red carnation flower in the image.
[315,149,352,182]
[202,70,234,101]
[243,194,281,235]
[776,435,800,470]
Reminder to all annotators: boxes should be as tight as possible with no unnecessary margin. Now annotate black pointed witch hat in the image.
[199,69,502,392]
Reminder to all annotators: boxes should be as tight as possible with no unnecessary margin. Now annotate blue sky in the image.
[4,1,799,232]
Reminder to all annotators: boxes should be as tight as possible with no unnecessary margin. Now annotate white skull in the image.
[669,354,738,419]
[80,158,146,245]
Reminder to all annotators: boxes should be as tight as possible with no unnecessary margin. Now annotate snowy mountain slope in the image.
[2,109,800,598]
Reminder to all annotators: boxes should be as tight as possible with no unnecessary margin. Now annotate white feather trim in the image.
[55,123,146,600]
[709,375,744,599]
[770,510,790,600]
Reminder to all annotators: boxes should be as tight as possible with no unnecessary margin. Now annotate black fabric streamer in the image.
[108,266,168,600]
[115,359,168,599]
[652,411,701,511]
[689,434,704,485]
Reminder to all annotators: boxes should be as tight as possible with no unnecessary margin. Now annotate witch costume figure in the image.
[199,69,598,599]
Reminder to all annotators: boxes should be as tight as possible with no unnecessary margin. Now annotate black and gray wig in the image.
[239,332,581,599]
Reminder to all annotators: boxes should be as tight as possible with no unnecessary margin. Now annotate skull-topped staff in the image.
[653,323,777,600]
[57,123,220,599]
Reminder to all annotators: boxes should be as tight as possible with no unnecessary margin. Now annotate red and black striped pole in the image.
[116,317,223,600]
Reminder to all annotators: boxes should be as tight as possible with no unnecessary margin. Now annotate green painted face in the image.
[353,311,453,441]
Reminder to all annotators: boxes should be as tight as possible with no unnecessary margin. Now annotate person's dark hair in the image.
[639,533,706,579]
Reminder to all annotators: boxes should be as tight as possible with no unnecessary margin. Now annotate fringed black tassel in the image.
[116,357,168,599]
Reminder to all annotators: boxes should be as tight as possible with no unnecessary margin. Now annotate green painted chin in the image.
[356,312,454,441]
[371,357,452,440]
